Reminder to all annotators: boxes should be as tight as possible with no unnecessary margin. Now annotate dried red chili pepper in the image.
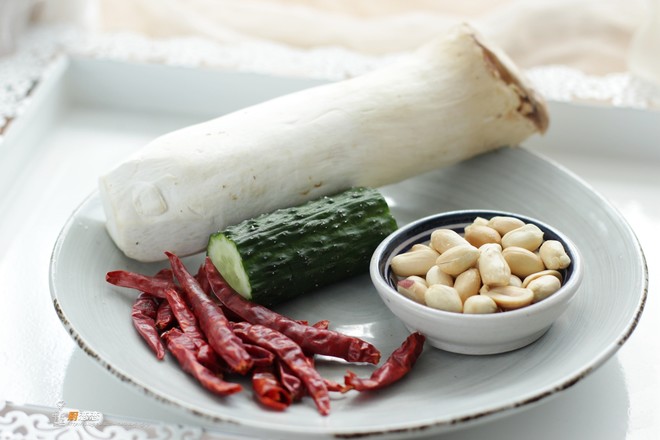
[204,258,381,364]
[344,332,425,391]
[232,321,330,416]
[106,270,174,299]
[166,252,253,375]
[304,352,345,393]
[162,328,242,396]
[131,292,165,360]
[164,288,205,341]
[324,379,348,393]
[195,263,243,322]
[195,263,212,294]
[150,269,176,331]
[312,320,330,330]
[196,343,225,373]
[251,366,292,411]
[162,287,225,372]
[243,343,276,368]
[155,301,175,332]
[276,360,304,401]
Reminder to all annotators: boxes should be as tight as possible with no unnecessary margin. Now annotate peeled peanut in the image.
[482,285,534,310]
[471,217,489,227]
[430,229,470,254]
[424,285,463,313]
[397,276,428,304]
[453,268,481,302]
[522,269,563,288]
[464,224,501,248]
[509,274,523,287]
[539,240,571,270]
[528,275,562,303]
[407,275,428,286]
[411,243,434,253]
[463,295,498,314]
[426,265,454,286]
[435,245,480,276]
[487,216,525,235]
[478,243,511,287]
[502,246,545,278]
[479,274,522,292]
[391,246,440,277]
[501,224,544,251]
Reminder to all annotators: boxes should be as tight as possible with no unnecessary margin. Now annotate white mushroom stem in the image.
[99,23,548,262]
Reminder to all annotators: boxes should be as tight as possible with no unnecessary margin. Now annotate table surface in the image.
[0,57,658,440]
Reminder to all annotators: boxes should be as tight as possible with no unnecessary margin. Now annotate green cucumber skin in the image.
[208,187,398,306]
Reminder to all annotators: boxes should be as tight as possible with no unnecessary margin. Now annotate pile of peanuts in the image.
[391,216,571,314]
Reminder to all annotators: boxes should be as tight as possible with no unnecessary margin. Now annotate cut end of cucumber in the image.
[207,233,252,300]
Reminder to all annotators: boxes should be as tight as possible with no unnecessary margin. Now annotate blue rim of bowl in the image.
[372,209,582,318]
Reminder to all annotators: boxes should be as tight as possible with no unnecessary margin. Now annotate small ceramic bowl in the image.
[370,210,583,355]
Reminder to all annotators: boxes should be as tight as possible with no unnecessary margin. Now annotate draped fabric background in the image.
[1,0,659,130]
[31,0,658,80]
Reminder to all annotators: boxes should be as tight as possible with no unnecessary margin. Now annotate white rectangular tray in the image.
[1,56,658,440]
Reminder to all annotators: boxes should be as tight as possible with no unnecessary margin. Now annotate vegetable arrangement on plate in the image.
[102,23,550,415]
[108,186,422,415]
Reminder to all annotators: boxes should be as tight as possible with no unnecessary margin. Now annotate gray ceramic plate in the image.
[50,147,647,439]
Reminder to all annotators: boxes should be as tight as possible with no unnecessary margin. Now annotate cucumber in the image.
[207,187,398,306]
